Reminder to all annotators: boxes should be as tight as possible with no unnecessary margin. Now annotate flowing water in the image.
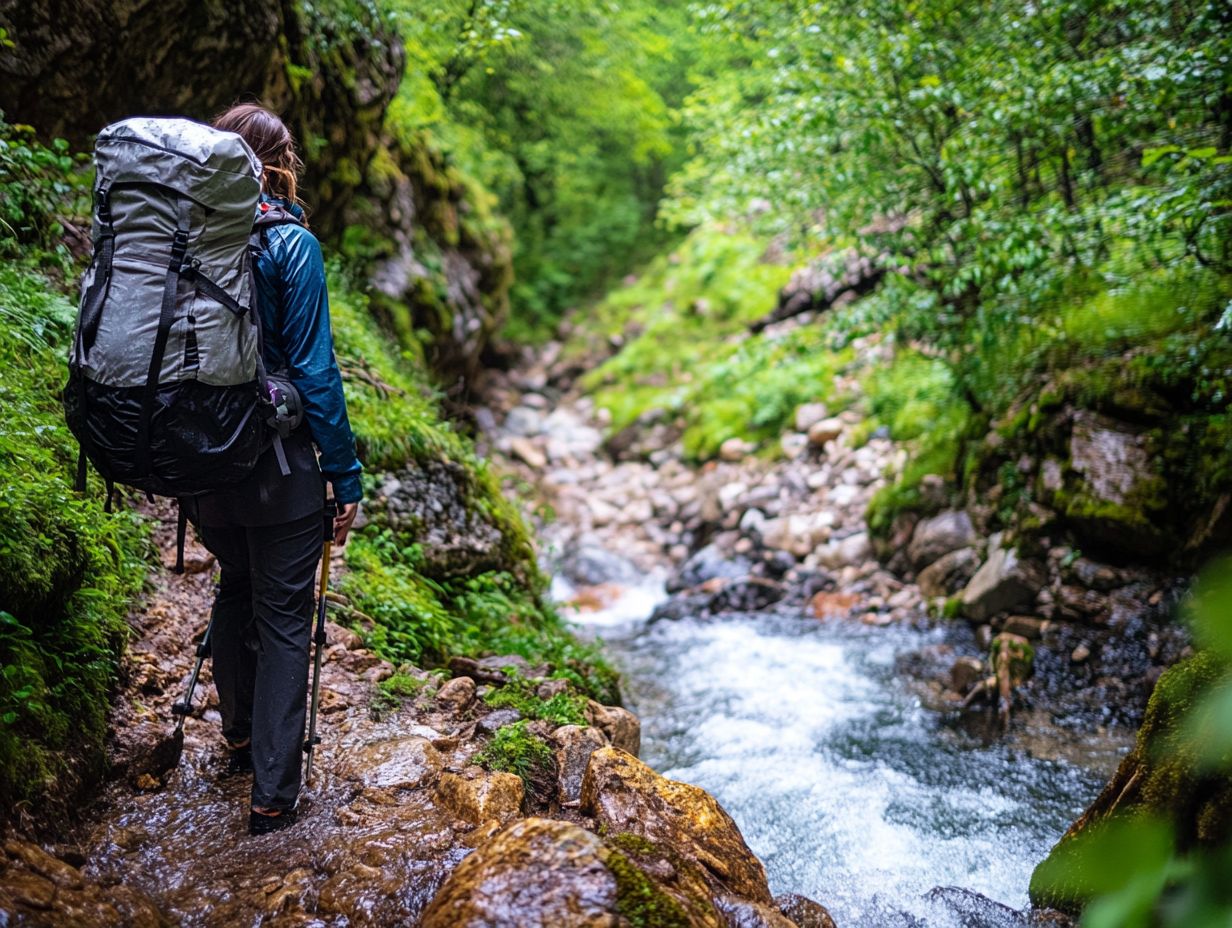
[558,572,1131,928]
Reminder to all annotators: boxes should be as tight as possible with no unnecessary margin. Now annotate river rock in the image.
[916,546,980,599]
[807,418,845,447]
[669,543,753,593]
[0,840,163,927]
[584,702,641,756]
[580,747,773,904]
[760,513,833,558]
[794,403,830,433]
[421,818,724,928]
[774,892,838,928]
[949,656,986,695]
[420,819,618,928]
[814,532,871,570]
[436,675,476,710]
[550,725,609,804]
[907,510,976,570]
[338,736,442,790]
[720,437,757,461]
[716,894,800,927]
[508,436,547,469]
[438,768,524,824]
[960,545,1043,621]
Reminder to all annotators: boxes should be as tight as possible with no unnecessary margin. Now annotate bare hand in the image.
[333,501,359,547]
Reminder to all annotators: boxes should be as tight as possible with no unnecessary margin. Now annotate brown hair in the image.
[212,103,306,214]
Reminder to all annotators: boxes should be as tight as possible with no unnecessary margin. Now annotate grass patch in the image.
[473,719,554,788]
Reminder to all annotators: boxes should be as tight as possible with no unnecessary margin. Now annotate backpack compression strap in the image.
[135,197,193,478]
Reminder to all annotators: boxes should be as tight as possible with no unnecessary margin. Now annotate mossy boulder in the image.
[1029,652,1232,914]
[420,818,723,928]
[580,747,773,906]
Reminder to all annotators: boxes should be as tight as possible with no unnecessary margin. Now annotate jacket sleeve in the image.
[272,226,364,505]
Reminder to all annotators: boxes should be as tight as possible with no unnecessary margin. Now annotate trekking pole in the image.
[171,615,214,733]
[303,499,336,786]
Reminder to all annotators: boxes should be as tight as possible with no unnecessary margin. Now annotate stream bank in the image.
[474,330,1194,925]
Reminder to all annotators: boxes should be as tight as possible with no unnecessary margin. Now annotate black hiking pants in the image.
[199,511,322,811]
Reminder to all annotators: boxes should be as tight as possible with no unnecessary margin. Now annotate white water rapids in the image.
[556,573,1123,927]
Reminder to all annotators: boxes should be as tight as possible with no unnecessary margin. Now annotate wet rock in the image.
[383,459,512,579]
[907,510,976,570]
[338,736,443,790]
[1003,615,1049,640]
[436,676,476,710]
[711,577,787,613]
[916,547,981,599]
[580,747,773,904]
[107,718,184,786]
[421,819,616,928]
[422,818,723,928]
[949,657,986,695]
[1068,557,1125,592]
[0,840,163,927]
[774,892,838,928]
[477,708,523,734]
[716,893,800,927]
[584,702,641,756]
[449,654,536,685]
[807,418,845,448]
[814,532,871,570]
[721,437,757,461]
[438,767,525,824]
[794,403,830,433]
[669,543,754,594]
[924,886,1033,927]
[960,545,1044,621]
[551,725,609,804]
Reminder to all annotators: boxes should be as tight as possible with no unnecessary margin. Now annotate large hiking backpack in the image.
[64,116,273,503]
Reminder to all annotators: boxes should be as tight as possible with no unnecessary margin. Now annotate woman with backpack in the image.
[198,103,362,835]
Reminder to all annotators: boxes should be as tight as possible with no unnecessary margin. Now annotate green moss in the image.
[0,264,150,818]
[484,675,589,727]
[605,850,692,928]
[473,719,554,788]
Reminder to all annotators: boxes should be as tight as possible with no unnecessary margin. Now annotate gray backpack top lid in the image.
[65,116,274,501]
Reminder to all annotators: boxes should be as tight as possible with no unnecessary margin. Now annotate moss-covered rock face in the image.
[347,129,513,390]
[0,1,404,242]
[1029,652,1232,914]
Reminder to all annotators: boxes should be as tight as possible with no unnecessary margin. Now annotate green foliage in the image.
[0,114,90,272]
[864,348,973,534]
[472,719,553,787]
[0,264,149,815]
[384,0,693,335]
[327,261,464,471]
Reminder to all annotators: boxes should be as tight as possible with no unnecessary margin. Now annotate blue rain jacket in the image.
[253,196,363,505]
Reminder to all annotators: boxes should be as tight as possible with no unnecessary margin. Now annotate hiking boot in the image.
[221,743,253,778]
[248,806,297,836]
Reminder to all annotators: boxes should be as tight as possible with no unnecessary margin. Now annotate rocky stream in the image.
[0,331,1191,927]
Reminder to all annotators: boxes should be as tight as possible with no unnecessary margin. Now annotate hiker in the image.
[196,104,362,835]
